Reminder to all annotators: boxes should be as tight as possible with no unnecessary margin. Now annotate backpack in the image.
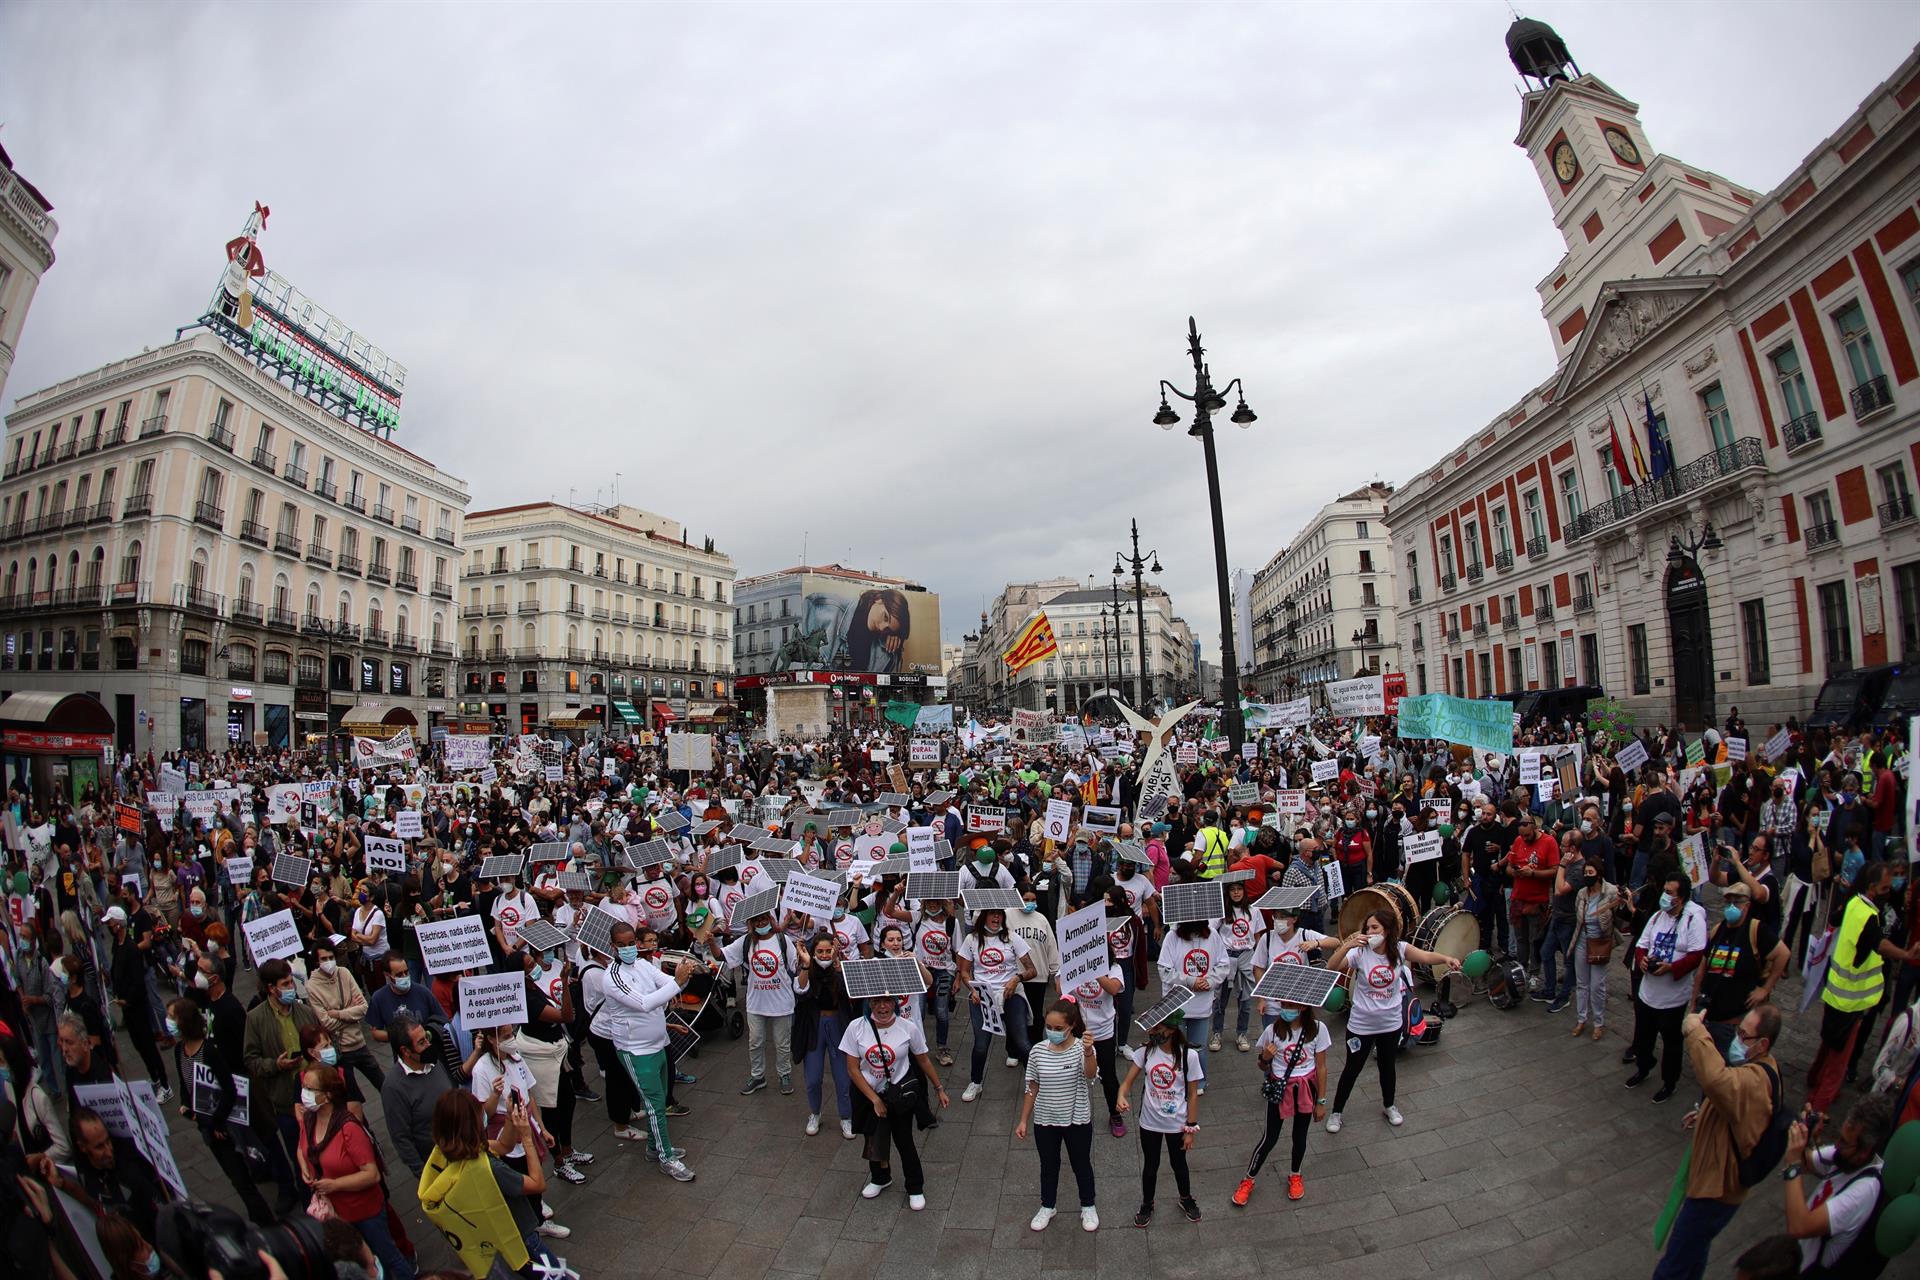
[1802,1164,1888,1279]
[1735,1063,1790,1187]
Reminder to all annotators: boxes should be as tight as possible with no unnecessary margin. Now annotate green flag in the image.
[884,700,920,728]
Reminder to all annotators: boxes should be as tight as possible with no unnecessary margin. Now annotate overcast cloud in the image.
[4,1,1915,657]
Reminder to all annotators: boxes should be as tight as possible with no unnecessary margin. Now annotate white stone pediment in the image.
[1555,279,1717,399]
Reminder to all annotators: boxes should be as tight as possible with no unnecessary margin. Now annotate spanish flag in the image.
[1002,611,1060,673]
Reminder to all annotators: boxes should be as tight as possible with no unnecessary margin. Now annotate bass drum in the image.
[656,949,717,1023]
[1409,904,1481,985]
[1338,882,1419,940]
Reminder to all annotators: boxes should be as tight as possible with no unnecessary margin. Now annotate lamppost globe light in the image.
[1231,398,1257,426]
[1701,523,1723,553]
[1113,559,1125,578]
[1150,556,1162,574]
[1153,400,1180,428]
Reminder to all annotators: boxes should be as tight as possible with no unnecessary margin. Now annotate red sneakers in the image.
[1287,1174,1305,1201]
[1231,1178,1254,1207]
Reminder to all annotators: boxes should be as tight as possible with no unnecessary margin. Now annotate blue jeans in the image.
[928,969,953,1048]
[968,992,1031,1084]
[1651,1197,1741,1280]
[1541,915,1576,1001]
[804,1010,853,1119]
[349,1209,416,1280]
[1211,962,1254,1037]
[1184,1014,1212,1079]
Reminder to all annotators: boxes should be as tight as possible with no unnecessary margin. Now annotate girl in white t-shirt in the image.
[1059,952,1126,1137]
[837,996,951,1211]
[1115,1018,1204,1226]
[1236,1001,1330,1206]
[1324,910,1460,1133]
[955,908,1036,1099]
[1250,909,1339,1027]
[908,899,959,1067]
[1156,921,1228,1081]
[1211,877,1261,1053]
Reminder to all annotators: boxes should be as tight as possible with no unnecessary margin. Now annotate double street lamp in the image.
[1153,317,1256,751]
[1112,520,1162,712]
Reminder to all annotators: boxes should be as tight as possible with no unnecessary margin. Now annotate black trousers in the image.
[202,1127,276,1224]
[1034,1122,1096,1209]
[1138,1129,1191,1204]
[1331,1031,1398,1111]
[1631,999,1686,1088]
[1092,1036,1119,1118]
[588,1031,637,1125]
[1245,1101,1311,1178]
[860,1099,924,1194]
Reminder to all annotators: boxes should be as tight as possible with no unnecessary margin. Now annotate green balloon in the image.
[1462,949,1493,979]
[1432,882,1451,904]
[1323,985,1349,1013]
[888,842,908,856]
[10,870,27,894]
[1883,1123,1920,1201]
[1876,1192,1920,1257]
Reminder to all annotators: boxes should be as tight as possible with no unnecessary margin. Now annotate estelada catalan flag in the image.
[1002,611,1060,673]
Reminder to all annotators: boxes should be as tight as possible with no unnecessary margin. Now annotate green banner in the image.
[1394,694,1514,753]
[884,700,921,728]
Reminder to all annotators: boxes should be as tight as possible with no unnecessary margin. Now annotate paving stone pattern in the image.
[150,944,1835,1279]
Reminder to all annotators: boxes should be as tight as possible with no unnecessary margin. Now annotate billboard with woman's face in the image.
[768,583,941,676]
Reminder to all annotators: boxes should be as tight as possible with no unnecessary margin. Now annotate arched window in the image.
[490,625,504,652]
[236,569,254,607]
[523,622,535,649]
[396,607,410,643]
[336,589,353,624]
[432,612,444,644]
[306,585,321,622]
[4,562,16,596]
[119,541,141,585]
[26,557,37,594]
[89,547,105,588]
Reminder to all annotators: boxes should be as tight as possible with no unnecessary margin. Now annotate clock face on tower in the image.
[1552,141,1579,184]
[1603,127,1641,165]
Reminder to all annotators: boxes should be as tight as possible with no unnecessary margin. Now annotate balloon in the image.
[1462,950,1493,979]
[1875,1193,1920,1257]
[10,871,26,894]
[1432,882,1451,904]
[1323,985,1348,1013]
[1882,1123,1920,1202]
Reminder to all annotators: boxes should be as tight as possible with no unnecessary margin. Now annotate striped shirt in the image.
[1024,1040,1093,1126]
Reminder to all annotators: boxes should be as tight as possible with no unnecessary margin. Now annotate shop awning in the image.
[611,699,642,724]
[549,712,602,729]
[339,702,419,736]
[651,700,678,722]
[0,691,115,753]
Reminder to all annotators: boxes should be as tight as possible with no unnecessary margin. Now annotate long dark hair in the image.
[1365,908,1403,958]
[971,908,1010,942]
[845,588,910,670]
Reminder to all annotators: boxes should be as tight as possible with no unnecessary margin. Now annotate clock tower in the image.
[1505,17,1760,362]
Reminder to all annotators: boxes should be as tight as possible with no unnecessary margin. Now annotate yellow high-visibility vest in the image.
[1823,893,1885,1014]
[1199,827,1230,879]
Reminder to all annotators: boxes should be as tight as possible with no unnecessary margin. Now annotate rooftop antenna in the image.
[613,472,621,507]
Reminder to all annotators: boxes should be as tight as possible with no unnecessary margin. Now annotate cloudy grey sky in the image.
[4,1,1916,658]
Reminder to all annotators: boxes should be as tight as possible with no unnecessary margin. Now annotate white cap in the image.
[104,906,128,925]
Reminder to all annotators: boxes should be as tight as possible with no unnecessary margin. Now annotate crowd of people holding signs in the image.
[0,684,1917,1279]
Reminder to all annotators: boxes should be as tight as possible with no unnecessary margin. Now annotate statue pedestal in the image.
[765,685,832,739]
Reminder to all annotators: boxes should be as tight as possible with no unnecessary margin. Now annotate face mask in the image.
[300,1087,321,1109]
[833,907,846,920]
[194,971,211,990]
[1723,904,1743,924]
[1726,1037,1749,1066]
[1045,1028,1068,1044]
[1367,935,1385,952]
[617,945,639,964]
[164,1016,180,1040]
[1365,809,1377,819]
[1584,873,1599,887]
[1659,892,1675,912]
[1344,820,1357,831]
[318,1046,338,1066]
[1580,821,1594,835]
[277,986,298,1006]
[143,1252,162,1278]
[391,976,412,993]
[755,924,773,937]
[318,960,337,976]
[1896,878,1909,893]
[1277,1007,1300,1023]
[1020,902,1038,914]
[189,904,205,918]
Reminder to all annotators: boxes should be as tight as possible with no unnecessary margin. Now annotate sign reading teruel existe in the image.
[200,203,407,438]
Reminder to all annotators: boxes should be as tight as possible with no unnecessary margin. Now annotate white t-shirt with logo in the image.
[1221,909,1260,957]
[490,891,534,944]
[957,930,1031,989]
[635,875,680,933]
[724,932,799,1016]
[1066,963,1122,1041]
[1256,1020,1331,1080]
[1128,1045,1204,1133]
[1113,873,1156,917]
[1108,918,1138,964]
[1157,929,1228,1019]
[911,911,956,972]
[1254,925,1328,972]
[1343,940,1410,1036]
[838,1015,927,1091]
[830,914,870,960]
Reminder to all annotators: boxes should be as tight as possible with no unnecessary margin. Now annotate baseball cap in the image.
[103,906,128,925]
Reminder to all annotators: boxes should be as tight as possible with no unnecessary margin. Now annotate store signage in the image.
[230,686,254,700]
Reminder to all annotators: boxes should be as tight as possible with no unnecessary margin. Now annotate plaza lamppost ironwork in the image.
[1113,520,1162,712]
[1153,317,1255,751]
[1666,520,1724,566]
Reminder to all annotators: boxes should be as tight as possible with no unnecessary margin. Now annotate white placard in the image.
[1614,738,1649,775]
[189,1060,251,1126]
[1676,833,1708,887]
[459,971,529,1027]
[1325,675,1385,717]
[1054,901,1109,992]
[1175,741,1200,765]
[266,785,302,825]
[1726,736,1748,763]
[414,914,495,974]
[780,869,842,921]
[1403,831,1444,866]
[364,835,407,873]
[478,764,499,786]
[1310,759,1339,784]
[906,826,938,871]
[224,855,254,886]
[1322,860,1345,901]
[667,732,714,772]
[975,982,1004,1035]
[1271,697,1312,728]
[393,809,424,840]
[543,764,564,783]
[1518,751,1544,785]
[1080,805,1122,835]
[1273,790,1308,814]
[1043,798,1073,844]
[909,740,941,765]
[966,805,1007,834]
[445,735,491,770]
[1242,741,1257,760]
[241,908,301,962]
[1763,727,1793,762]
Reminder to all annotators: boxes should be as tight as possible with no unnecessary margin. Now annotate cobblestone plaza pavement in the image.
[146,934,1835,1280]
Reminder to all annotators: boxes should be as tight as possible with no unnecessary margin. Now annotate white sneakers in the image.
[611,1124,645,1142]
[909,1194,927,1211]
[805,1113,820,1136]
[1325,1112,1344,1133]
[1235,1035,1250,1052]
[861,1181,889,1200]
[1385,1105,1405,1127]
[660,1159,695,1182]
[1081,1206,1099,1232]
[841,1119,856,1140]
[1030,1207,1056,1232]
[537,1221,571,1239]
[961,1082,983,1102]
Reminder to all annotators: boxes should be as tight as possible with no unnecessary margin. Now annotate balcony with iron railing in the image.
[670,584,686,596]
[1472,620,1488,638]
[179,584,222,615]
[1503,614,1518,632]
[1536,599,1555,622]
[250,445,277,473]
[367,562,392,584]
[343,492,367,514]
[274,530,302,557]
[1805,519,1840,550]
[713,627,730,642]
[612,609,630,623]
[372,503,395,524]
[139,414,167,439]
[336,552,362,575]
[87,500,113,524]
[123,491,154,518]
[1494,549,1513,572]
[1465,562,1484,584]
[1406,585,1422,605]
[591,606,610,620]
[239,519,268,546]
[57,439,76,461]
[565,647,587,662]
[435,526,455,545]
[593,566,608,579]
[1881,494,1916,529]
[400,514,421,534]
[515,647,543,661]
[306,543,333,566]
[1440,572,1457,593]
[522,558,543,571]
[364,627,389,647]
[566,602,584,617]
[395,569,418,591]
[1565,438,1766,542]
[1444,627,1461,646]
[431,640,454,657]
[1575,593,1595,614]
[393,634,417,653]
[518,600,541,614]
[268,606,298,629]
[193,501,225,530]
[1781,411,1822,454]
[669,620,688,633]
[315,478,338,501]
[334,621,362,641]
[227,657,256,681]
[36,446,54,466]
[80,433,101,456]
[207,422,235,451]
[1852,374,1894,420]
[105,421,130,447]
[486,601,509,616]
[431,578,452,598]
[283,462,308,488]
[230,599,263,624]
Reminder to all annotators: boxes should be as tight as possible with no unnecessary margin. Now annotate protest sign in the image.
[415,914,494,974]
[364,835,407,873]
[1136,750,1180,823]
[1394,693,1515,753]
[909,740,941,765]
[190,1061,251,1126]
[445,735,491,770]
[781,869,842,921]
[1763,727,1793,762]
[1243,742,1257,760]
[223,855,253,886]
[1726,736,1748,763]
[1310,759,1339,784]
[1042,798,1073,844]
[1012,709,1056,746]
[241,908,301,962]
[1325,675,1385,717]
[1054,902,1109,992]
[459,972,529,1027]
[1227,782,1259,808]
[1676,833,1709,887]
[266,785,301,825]
[906,826,939,870]
[543,764,564,783]
[1273,790,1308,814]
[966,805,1006,834]
[1080,805,1122,835]
[1519,752,1544,785]
[1271,697,1312,728]
[1175,742,1199,765]
[1323,860,1345,901]
[393,809,424,840]
[667,732,714,772]
[1403,831,1444,865]
[1614,738,1649,775]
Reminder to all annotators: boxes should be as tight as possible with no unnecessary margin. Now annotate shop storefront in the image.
[1,691,116,808]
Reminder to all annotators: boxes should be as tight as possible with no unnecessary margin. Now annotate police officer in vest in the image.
[1807,861,1919,1114]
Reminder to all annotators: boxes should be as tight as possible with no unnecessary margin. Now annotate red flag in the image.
[1607,415,1633,485]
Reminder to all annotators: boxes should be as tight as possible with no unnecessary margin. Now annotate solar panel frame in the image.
[271,852,312,888]
[961,887,1026,915]
[726,824,763,843]
[556,871,596,893]
[1159,880,1226,925]
[654,810,690,834]
[527,841,571,864]
[514,919,569,954]
[572,905,624,958]
[906,872,962,901]
[1252,885,1318,912]
[756,857,801,883]
[841,956,929,998]
[1111,841,1153,867]
[751,836,797,855]
[1216,868,1255,884]
[876,793,911,808]
[881,818,905,835]
[924,791,954,807]
[623,839,674,871]
[1251,964,1344,1008]
[733,885,782,924]
[685,819,717,836]
[827,809,862,830]
[703,846,744,874]
[479,854,526,882]
[866,856,912,878]
[1134,984,1197,1032]
[932,839,953,864]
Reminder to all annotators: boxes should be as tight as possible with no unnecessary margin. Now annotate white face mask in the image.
[300,1087,322,1109]
[1367,935,1385,952]
[317,960,337,976]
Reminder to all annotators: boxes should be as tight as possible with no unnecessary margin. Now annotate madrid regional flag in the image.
[1002,611,1060,674]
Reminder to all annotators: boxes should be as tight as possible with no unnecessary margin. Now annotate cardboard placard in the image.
[1042,798,1073,844]
[364,836,407,874]
[1054,901,1109,992]
[241,908,301,962]
[393,809,424,840]
[415,914,494,974]
[458,971,529,1027]
[780,869,843,921]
